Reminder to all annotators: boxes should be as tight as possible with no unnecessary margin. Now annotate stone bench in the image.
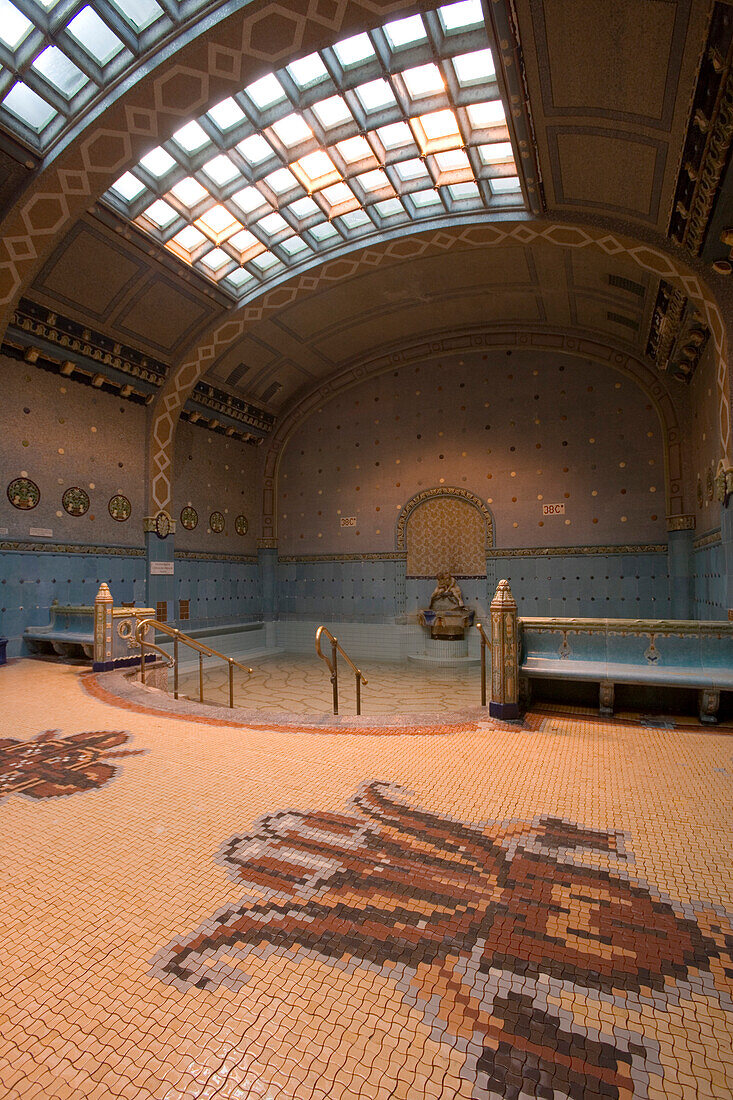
[518,617,733,723]
[24,604,95,659]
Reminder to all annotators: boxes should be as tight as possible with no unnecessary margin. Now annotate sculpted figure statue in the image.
[429,571,465,610]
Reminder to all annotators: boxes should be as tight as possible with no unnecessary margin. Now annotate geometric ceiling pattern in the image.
[0,0,219,153]
[101,0,525,302]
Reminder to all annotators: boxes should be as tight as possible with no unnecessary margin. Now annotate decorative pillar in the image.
[395,554,407,618]
[143,510,176,623]
[489,579,520,720]
[666,514,695,619]
[716,462,733,617]
[93,582,114,671]
[258,538,279,624]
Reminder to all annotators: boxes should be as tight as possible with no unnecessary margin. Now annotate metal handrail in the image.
[476,621,491,707]
[315,625,368,715]
[135,618,253,709]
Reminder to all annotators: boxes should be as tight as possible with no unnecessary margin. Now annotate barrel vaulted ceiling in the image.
[1,0,729,424]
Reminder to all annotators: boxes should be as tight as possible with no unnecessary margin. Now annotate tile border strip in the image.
[0,540,145,555]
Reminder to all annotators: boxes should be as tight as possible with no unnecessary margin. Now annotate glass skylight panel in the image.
[2,82,56,130]
[478,141,514,165]
[322,180,357,205]
[311,95,352,129]
[336,135,372,164]
[293,150,340,191]
[196,204,243,241]
[141,199,177,228]
[257,211,289,236]
[439,0,484,33]
[251,250,279,271]
[402,63,444,100]
[376,121,413,150]
[263,167,298,194]
[199,247,230,272]
[374,198,404,218]
[435,149,471,172]
[237,134,273,165]
[449,181,479,200]
[245,73,285,110]
[490,175,521,193]
[227,229,264,258]
[173,120,209,153]
[287,195,320,219]
[202,154,241,186]
[66,8,124,66]
[230,185,268,215]
[270,112,313,147]
[169,225,206,252]
[170,176,208,207]
[207,97,246,131]
[393,158,430,182]
[355,169,392,194]
[355,78,396,112]
[225,268,255,289]
[338,208,370,228]
[109,0,162,32]
[333,33,375,68]
[411,188,442,208]
[287,52,328,89]
[32,47,87,98]
[413,108,462,150]
[384,14,427,50]
[453,50,496,86]
[140,146,176,177]
[309,221,339,241]
[280,235,309,256]
[0,1,32,50]
[110,171,147,201]
[467,100,506,128]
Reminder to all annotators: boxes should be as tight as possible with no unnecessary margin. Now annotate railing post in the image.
[355,672,361,716]
[140,631,146,685]
[199,652,204,703]
[229,659,234,708]
[489,579,520,720]
[478,624,487,707]
[173,634,179,699]
[332,636,339,715]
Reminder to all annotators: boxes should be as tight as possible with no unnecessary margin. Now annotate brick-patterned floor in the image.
[1,658,732,1099]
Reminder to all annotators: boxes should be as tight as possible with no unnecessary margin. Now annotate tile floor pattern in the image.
[176,654,482,715]
[1,658,733,1100]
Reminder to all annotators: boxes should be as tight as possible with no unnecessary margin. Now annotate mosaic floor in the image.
[176,654,482,715]
[2,658,733,1100]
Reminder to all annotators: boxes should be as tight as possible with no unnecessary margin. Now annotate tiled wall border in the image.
[489,544,668,557]
[175,550,258,563]
[0,540,145,555]
[693,529,722,550]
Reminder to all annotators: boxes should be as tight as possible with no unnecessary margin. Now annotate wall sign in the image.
[29,527,53,537]
[150,561,174,575]
[542,503,566,516]
[340,516,357,527]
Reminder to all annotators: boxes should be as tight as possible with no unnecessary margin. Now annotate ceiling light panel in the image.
[101,0,524,302]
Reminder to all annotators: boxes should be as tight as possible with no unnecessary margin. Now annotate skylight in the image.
[102,0,525,303]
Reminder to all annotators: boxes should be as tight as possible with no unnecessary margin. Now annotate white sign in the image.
[29,527,53,537]
[0,527,7,535]
[340,516,357,527]
[150,561,175,575]
[542,503,566,516]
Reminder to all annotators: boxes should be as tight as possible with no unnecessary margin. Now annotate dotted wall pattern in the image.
[276,349,669,554]
[150,221,729,517]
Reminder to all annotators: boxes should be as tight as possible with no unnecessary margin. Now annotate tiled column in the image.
[395,555,406,617]
[93,582,114,671]
[721,500,733,618]
[258,539,279,621]
[489,578,520,720]
[144,512,176,623]
[667,515,695,619]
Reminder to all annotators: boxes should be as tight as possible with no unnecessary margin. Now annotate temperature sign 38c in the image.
[542,503,566,516]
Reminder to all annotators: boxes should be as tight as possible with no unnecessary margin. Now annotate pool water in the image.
[175,653,483,715]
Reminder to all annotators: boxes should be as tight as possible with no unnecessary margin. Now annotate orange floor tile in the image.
[2,658,733,1099]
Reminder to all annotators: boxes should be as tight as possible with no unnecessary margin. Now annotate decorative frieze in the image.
[666,514,696,532]
[280,552,408,563]
[488,543,667,557]
[0,540,144,555]
[175,551,258,563]
[694,528,722,550]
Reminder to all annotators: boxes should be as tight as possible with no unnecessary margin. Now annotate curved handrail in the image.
[315,625,368,715]
[476,621,490,707]
[135,618,253,708]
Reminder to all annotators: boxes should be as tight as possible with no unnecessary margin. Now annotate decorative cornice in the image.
[521,616,733,635]
[667,514,696,532]
[257,538,278,550]
[280,552,408,563]
[488,543,668,557]
[175,550,258,563]
[669,3,733,255]
[693,528,722,550]
[0,540,144,555]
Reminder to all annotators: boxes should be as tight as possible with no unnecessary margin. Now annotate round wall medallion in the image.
[180,506,198,531]
[209,511,225,533]
[7,477,40,510]
[62,486,90,517]
[155,510,171,539]
[108,494,131,522]
[234,514,248,536]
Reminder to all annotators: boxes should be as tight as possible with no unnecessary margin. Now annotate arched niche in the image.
[397,488,494,578]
